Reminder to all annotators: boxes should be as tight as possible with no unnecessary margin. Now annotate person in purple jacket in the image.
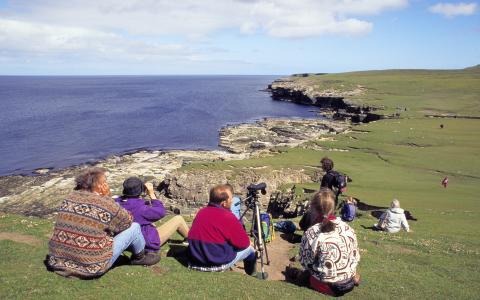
[116,177,190,264]
[188,184,259,277]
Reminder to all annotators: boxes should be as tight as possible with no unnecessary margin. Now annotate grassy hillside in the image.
[1,68,479,299]
[291,67,480,116]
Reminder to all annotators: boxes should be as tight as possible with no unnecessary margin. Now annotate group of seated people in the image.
[45,167,257,279]
[45,166,408,297]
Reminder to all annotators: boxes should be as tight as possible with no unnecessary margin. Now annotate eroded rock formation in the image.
[0,118,347,217]
[268,78,384,123]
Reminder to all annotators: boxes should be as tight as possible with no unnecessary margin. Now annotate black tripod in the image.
[240,183,270,279]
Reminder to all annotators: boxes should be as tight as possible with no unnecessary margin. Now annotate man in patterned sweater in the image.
[46,167,153,279]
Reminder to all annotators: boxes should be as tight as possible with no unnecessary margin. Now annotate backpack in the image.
[254,213,275,243]
[331,171,347,193]
[273,220,297,234]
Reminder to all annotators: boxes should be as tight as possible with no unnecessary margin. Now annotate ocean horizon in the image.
[0,75,315,176]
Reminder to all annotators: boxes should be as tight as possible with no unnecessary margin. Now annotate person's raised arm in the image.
[140,182,166,221]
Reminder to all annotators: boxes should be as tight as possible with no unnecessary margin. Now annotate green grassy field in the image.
[1,68,479,299]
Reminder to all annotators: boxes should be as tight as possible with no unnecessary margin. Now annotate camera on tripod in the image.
[238,182,270,279]
[245,182,267,209]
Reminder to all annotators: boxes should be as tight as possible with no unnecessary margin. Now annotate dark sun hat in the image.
[122,177,145,197]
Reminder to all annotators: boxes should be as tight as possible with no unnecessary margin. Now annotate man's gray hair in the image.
[390,199,400,208]
[74,167,106,192]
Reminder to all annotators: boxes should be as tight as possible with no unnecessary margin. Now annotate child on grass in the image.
[341,196,356,222]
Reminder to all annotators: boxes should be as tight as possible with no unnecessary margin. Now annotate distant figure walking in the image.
[441,176,448,188]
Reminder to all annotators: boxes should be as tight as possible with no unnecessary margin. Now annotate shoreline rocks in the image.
[0,117,349,217]
[219,118,348,154]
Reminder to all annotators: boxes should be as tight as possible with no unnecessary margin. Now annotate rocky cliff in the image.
[269,77,384,123]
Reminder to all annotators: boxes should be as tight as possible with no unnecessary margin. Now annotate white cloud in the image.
[429,2,478,18]
[1,0,408,39]
[0,0,409,71]
[0,18,197,62]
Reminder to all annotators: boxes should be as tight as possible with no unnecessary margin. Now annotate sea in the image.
[0,75,315,176]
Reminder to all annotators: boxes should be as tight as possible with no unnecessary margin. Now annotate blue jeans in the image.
[108,222,145,266]
[224,246,255,269]
[189,246,256,274]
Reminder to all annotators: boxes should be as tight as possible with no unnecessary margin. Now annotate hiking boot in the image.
[130,251,160,266]
[244,257,257,275]
[284,265,310,286]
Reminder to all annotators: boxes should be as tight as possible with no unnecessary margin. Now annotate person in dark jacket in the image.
[320,157,346,207]
[116,177,190,263]
[320,157,336,189]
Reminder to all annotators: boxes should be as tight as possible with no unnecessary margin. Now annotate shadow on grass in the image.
[279,232,302,244]
[356,199,418,221]
[360,225,383,232]
[166,243,189,267]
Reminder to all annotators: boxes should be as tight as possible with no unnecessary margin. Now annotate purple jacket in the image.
[115,197,166,252]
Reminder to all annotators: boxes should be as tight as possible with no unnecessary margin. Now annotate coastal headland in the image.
[1,67,479,298]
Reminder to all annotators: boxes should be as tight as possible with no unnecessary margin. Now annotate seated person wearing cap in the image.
[116,177,190,263]
[187,184,257,275]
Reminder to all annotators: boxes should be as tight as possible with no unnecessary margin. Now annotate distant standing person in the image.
[374,199,410,233]
[46,168,150,279]
[319,157,346,207]
[441,176,448,188]
[116,177,190,263]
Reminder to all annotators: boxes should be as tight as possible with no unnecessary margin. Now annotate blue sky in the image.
[0,0,478,75]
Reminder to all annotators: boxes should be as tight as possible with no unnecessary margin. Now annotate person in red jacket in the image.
[441,176,448,188]
[188,184,257,275]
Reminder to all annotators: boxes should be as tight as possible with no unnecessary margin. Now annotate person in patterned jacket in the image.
[299,188,361,297]
[46,167,154,279]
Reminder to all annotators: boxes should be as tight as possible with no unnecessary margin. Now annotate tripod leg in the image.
[263,236,270,265]
[254,203,268,279]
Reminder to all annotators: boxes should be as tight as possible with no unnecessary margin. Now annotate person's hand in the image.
[144,182,154,192]
[144,182,156,199]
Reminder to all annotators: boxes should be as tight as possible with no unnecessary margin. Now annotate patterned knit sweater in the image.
[47,190,132,278]
[299,218,360,283]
